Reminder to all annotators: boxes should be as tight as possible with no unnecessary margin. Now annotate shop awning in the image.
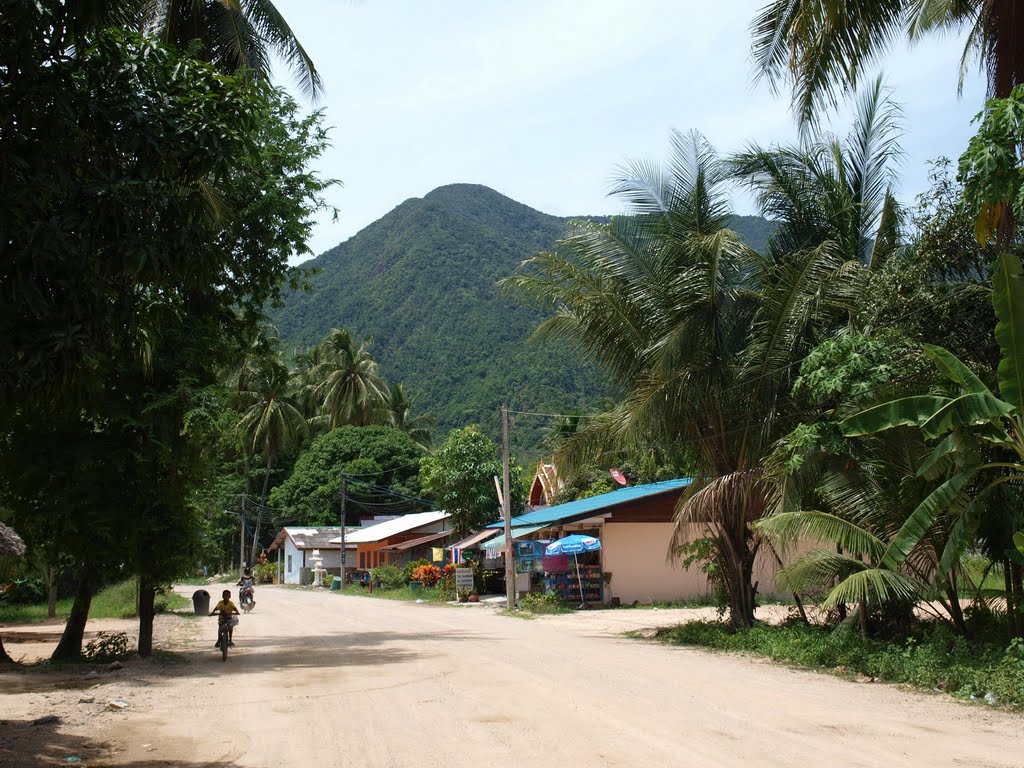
[483,525,548,551]
[448,528,499,550]
[380,530,452,552]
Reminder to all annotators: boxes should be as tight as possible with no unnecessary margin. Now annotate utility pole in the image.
[502,403,515,609]
[239,496,246,578]
[339,473,347,593]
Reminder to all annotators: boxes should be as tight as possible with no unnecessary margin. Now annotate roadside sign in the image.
[455,567,475,591]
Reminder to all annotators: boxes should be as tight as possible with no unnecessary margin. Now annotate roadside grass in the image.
[648,619,1024,707]
[962,554,1005,593]
[340,585,447,603]
[615,596,720,610]
[0,579,188,624]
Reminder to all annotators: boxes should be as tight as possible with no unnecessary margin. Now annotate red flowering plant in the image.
[411,564,442,588]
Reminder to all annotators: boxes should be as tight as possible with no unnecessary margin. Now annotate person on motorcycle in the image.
[237,570,255,609]
[210,589,240,647]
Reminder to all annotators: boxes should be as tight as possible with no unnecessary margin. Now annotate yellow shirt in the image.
[213,599,238,614]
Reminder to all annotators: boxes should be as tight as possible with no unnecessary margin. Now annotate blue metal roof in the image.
[486,478,692,529]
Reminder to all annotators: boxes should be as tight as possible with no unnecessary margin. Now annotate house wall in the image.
[355,521,449,571]
[283,538,301,585]
[603,523,710,603]
[602,521,803,603]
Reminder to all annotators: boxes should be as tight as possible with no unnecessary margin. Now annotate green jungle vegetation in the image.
[269,183,776,443]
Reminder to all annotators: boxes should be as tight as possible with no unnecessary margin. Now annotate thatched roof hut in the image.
[0,522,25,558]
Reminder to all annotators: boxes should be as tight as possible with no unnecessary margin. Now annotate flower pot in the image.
[468,594,479,603]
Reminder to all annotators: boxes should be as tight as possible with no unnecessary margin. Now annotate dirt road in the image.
[2,585,1020,767]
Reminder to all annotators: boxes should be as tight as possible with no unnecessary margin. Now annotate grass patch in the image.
[341,585,446,603]
[615,596,721,610]
[652,619,1024,707]
[0,579,188,624]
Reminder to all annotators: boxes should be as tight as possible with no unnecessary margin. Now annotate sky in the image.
[273,1,988,262]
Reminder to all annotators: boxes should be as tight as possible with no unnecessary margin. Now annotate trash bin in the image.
[192,589,210,616]
[330,577,342,591]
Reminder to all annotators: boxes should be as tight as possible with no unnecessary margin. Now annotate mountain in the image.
[272,184,774,443]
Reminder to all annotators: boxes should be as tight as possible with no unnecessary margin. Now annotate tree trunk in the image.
[859,599,869,639]
[52,574,94,661]
[47,565,57,619]
[992,0,1024,100]
[137,577,155,658]
[249,452,273,566]
[1004,559,1017,636]
[946,572,970,638]
[1012,561,1024,638]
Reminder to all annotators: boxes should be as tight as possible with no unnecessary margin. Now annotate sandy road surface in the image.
[2,585,1020,768]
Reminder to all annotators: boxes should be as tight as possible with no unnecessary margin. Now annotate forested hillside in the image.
[272,184,773,440]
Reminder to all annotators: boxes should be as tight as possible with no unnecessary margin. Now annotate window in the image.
[287,554,293,573]
[359,551,366,569]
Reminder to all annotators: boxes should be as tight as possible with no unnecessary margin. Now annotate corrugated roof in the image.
[333,511,450,544]
[269,526,359,552]
[483,525,548,550]
[486,478,692,529]
[381,530,453,552]
[448,528,499,550]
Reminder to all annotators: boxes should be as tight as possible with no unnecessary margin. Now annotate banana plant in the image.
[841,252,1024,583]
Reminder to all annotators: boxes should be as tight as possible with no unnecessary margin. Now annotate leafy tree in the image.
[269,426,425,526]
[421,426,524,537]
[751,0,1024,125]
[54,0,321,97]
[841,254,1024,633]
[0,12,332,657]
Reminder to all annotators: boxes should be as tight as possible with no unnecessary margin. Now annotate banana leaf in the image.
[993,253,1024,410]
[841,396,950,436]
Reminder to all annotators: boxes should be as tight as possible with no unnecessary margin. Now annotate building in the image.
[331,510,452,571]
[527,463,562,507]
[482,479,792,604]
[267,526,356,585]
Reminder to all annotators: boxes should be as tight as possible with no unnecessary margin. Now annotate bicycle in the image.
[215,613,232,661]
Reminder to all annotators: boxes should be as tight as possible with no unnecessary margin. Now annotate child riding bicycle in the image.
[210,589,240,647]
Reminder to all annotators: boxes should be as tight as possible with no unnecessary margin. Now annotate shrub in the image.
[0,577,47,605]
[371,563,406,591]
[520,592,569,614]
[83,631,132,663]
[254,562,277,584]
[402,559,431,583]
[411,564,442,587]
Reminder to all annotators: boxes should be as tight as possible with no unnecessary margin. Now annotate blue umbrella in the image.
[545,534,601,555]
[546,535,602,605]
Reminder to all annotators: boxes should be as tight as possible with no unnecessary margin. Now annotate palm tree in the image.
[730,77,903,274]
[383,383,434,450]
[237,352,307,565]
[505,131,781,628]
[63,0,322,98]
[751,0,1024,125]
[504,124,893,628]
[310,329,387,431]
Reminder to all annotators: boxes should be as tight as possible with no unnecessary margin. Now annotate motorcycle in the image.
[239,582,255,613]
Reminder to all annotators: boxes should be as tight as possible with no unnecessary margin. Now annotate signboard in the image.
[455,567,475,591]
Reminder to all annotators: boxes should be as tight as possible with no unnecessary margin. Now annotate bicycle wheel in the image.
[220,629,229,661]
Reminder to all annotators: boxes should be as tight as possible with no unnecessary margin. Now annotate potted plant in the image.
[456,587,471,603]
[467,593,479,603]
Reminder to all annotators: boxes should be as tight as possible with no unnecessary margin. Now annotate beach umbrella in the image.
[0,522,25,558]
[545,535,601,606]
